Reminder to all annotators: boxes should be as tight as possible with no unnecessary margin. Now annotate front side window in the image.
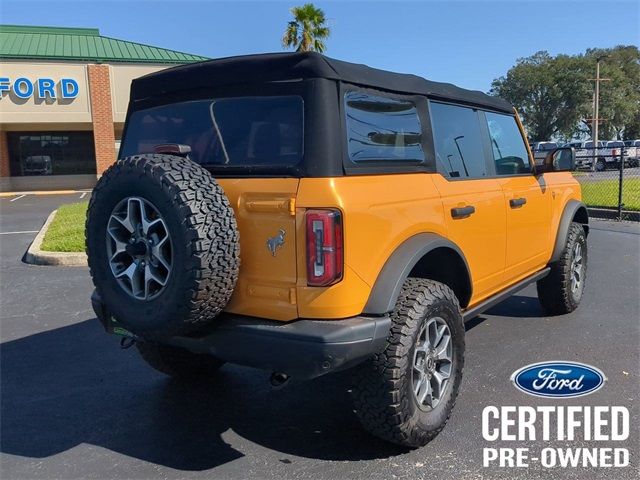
[429,102,487,178]
[344,91,424,163]
[121,96,303,168]
[485,112,532,175]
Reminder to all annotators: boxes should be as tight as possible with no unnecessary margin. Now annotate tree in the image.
[490,51,590,141]
[282,3,330,53]
[623,113,640,140]
[583,46,640,139]
[491,46,640,141]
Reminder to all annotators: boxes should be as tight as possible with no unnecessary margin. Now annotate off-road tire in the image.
[86,154,240,339]
[136,341,224,379]
[537,222,587,315]
[352,278,465,448]
[596,159,606,171]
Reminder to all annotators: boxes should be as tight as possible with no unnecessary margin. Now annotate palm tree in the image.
[282,3,330,53]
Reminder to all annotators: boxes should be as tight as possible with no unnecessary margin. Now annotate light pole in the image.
[589,55,610,171]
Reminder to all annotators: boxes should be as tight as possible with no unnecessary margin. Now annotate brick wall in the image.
[0,131,10,177]
[88,64,116,175]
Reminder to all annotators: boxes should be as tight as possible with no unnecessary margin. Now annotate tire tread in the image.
[537,222,587,315]
[352,278,464,447]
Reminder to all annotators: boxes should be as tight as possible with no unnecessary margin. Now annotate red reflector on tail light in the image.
[305,209,343,287]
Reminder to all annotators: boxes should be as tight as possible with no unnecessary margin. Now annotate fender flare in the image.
[551,200,589,263]
[363,233,472,315]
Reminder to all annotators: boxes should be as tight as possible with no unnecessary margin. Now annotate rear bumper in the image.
[91,290,391,380]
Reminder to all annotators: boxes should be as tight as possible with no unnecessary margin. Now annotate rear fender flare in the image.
[551,200,589,263]
[363,233,471,315]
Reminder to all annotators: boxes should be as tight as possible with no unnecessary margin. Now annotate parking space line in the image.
[79,192,87,199]
[9,194,26,202]
[0,230,39,235]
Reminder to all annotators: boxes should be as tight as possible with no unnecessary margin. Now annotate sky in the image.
[1,0,638,92]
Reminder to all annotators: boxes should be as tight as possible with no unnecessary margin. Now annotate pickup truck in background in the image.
[564,141,606,170]
[603,141,627,170]
[624,140,640,167]
[529,141,558,165]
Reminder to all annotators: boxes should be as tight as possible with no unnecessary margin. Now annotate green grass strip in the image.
[579,178,640,211]
[41,202,88,252]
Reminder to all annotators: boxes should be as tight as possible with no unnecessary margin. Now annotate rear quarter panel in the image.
[295,174,446,318]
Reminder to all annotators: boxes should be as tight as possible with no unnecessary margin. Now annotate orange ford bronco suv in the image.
[87,52,588,448]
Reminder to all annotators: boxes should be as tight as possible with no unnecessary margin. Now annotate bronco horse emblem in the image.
[266,229,286,257]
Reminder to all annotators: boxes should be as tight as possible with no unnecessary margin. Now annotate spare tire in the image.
[86,154,240,339]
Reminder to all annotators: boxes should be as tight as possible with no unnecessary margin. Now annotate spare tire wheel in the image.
[86,154,240,339]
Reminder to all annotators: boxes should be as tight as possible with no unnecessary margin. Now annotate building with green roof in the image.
[0,25,209,191]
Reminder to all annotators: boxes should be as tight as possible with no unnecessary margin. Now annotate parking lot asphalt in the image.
[1,193,638,480]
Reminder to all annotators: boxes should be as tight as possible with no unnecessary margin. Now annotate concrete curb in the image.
[0,190,89,197]
[588,207,639,222]
[24,210,88,267]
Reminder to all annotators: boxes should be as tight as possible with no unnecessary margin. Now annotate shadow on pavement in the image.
[465,294,544,331]
[484,294,544,318]
[0,319,406,471]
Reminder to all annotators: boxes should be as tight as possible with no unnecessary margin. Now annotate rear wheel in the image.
[136,341,224,379]
[596,158,606,171]
[537,222,587,315]
[352,278,465,447]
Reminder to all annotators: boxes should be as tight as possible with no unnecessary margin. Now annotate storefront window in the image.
[7,132,96,176]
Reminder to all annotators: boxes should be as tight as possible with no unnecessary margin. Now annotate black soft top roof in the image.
[131,52,513,113]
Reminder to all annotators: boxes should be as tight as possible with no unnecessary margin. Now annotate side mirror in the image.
[541,147,575,173]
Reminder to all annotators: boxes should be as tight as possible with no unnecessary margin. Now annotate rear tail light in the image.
[305,209,343,286]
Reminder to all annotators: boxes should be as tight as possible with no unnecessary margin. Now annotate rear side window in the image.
[121,96,303,168]
[485,112,532,175]
[344,91,424,163]
[429,102,487,178]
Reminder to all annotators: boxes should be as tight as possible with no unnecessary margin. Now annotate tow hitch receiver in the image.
[91,290,137,340]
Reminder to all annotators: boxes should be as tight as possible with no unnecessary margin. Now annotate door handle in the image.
[509,197,527,208]
[451,206,475,218]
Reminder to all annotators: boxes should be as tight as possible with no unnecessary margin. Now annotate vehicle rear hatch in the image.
[217,178,299,320]
[120,95,305,320]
